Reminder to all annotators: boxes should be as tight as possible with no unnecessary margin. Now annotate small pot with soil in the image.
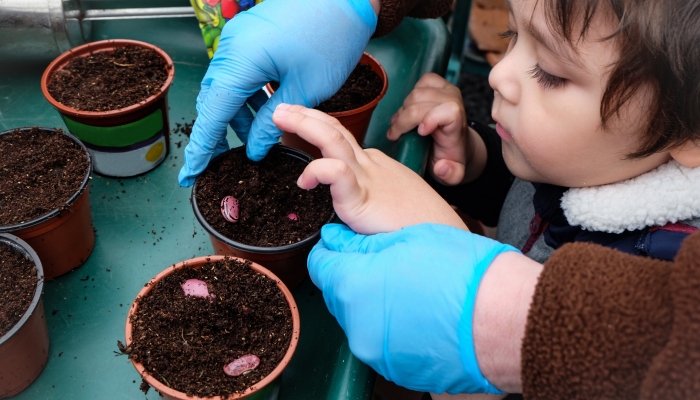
[192,144,334,289]
[41,39,175,178]
[267,52,388,158]
[0,127,94,280]
[124,255,300,400]
[0,233,49,398]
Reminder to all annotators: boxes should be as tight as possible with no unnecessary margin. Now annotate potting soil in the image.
[47,45,169,111]
[271,63,383,113]
[195,147,333,247]
[0,242,38,338]
[126,257,293,397]
[0,127,89,226]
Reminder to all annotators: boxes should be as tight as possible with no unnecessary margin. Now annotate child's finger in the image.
[419,101,465,140]
[387,102,439,141]
[297,158,365,212]
[273,104,362,165]
[432,158,466,186]
[413,72,455,91]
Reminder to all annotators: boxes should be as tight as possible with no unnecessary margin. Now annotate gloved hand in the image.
[178,0,378,187]
[308,223,518,395]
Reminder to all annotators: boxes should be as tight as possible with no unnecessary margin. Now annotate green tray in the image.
[0,13,449,400]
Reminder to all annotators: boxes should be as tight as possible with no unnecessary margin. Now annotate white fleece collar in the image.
[561,160,700,233]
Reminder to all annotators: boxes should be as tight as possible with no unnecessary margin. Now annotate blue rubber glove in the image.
[308,223,518,395]
[178,0,378,187]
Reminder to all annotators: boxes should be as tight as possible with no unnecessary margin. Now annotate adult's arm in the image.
[519,232,700,399]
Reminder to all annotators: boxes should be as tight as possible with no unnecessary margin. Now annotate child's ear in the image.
[670,140,700,168]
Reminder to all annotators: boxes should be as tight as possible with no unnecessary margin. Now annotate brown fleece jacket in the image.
[521,231,700,399]
[376,0,453,37]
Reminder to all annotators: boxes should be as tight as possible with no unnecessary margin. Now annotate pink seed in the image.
[221,196,239,223]
[223,354,260,377]
[181,279,212,299]
[287,213,298,221]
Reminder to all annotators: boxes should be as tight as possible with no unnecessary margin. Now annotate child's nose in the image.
[488,51,520,105]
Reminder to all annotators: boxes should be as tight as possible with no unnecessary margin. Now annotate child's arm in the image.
[387,73,488,186]
[272,103,466,234]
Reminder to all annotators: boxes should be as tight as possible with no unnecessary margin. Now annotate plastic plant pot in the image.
[191,145,335,290]
[0,127,95,281]
[267,52,389,159]
[0,233,49,398]
[40,39,175,178]
[125,255,300,400]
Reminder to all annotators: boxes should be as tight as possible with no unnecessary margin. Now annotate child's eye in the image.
[528,64,566,89]
[500,29,517,42]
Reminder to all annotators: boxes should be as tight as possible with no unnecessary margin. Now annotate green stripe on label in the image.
[62,109,164,147]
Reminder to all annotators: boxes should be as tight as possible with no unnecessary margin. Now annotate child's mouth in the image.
[495,123,514,142]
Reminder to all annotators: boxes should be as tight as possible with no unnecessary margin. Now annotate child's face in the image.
[489,0,671,187]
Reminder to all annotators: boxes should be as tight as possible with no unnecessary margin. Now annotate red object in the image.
[221,0,240,19]
[204,0,220,7]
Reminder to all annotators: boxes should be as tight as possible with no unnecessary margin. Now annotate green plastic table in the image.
[0,11,449,399]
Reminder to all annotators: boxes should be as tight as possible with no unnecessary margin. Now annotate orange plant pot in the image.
[41,39,175,178]
[191,145,335,289]
[268,52,388,159]
[0,234,49,398]
[0,127,95,281]
[125,255,300,400]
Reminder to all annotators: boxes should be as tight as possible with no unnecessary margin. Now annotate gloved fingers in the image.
[272,103,363,166]
[211,136,231,159]
[228,103,254,145]
[178,138,211,187]
[431,158,467,186]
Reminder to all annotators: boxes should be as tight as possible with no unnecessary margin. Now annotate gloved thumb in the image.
[246,83,311,161]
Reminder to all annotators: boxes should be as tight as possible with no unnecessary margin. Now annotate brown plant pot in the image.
[267,52,388,159]
[0,127,95,281]
[125,255,300,400]
[41,39,175,178]
[0,233,49,398]
[191,145,335,290]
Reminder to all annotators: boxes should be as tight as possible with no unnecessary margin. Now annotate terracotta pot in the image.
[0,127,95,281]
[41,39,175,178]
[267,52,389,159]
[125,255,300,400]
[0,233,49,398]
[191,145,335,289]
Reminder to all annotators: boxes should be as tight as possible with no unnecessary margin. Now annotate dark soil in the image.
[125,257,293,398]
[195,146,333,247]
[0,242,38,337]
[0,127,89,226]
[47,45,170,112]
[271,63,383,113]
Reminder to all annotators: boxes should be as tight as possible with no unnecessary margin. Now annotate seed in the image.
[223,354,260,377]
[220,196,239,223]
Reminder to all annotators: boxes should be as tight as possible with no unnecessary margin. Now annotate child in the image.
[271,0,700,398]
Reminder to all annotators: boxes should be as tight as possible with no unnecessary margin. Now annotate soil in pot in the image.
[124,257,293,397]
[0,241,38,337]
[195,147,333,247]
[0,127,90,226]
[271,63,383,113]
[46,45,170,112]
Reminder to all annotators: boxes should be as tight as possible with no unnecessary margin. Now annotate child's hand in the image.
[387,73,485,186]
[272,104,467,235]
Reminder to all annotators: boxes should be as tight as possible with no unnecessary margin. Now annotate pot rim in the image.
[40,39,175,119]
[0,234,45,345]
[191,144,336,255]
[125,255,301,400]
[0,127,93,232]
[264,51,388,117]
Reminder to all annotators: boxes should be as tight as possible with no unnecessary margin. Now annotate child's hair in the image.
[542,0,700,158]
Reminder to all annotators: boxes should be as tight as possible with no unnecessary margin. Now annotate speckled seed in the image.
[223,354,260,377]
[181,279,211,298]
[287,213,299,221]
[221,196,239,223]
